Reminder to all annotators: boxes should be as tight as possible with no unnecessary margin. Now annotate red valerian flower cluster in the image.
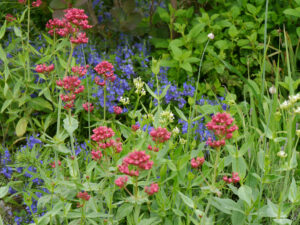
[35,64,54,73]
[77,191,90,201]
[206,112,238,148]
[82,102,94,112]
[32,0,42,7]
[147,145,159,152]
[144,183,159,196]
[190,157,205,169]
[150,127,171,143]
[223,172,240,184]
[118,151,153,177]
[56,76,84,109]
[91,126,122,153]
[5,14,16,22]
[131,124,140,132]
[50,160,61,168]
[72,65,89,77]
[94,61,116,86]
[46,8,92,44]
[91,150,102,161]
[18,0,26,4]
[115,176,128,188]
[113,106,123,115]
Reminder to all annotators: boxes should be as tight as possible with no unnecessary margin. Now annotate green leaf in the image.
[170,45,183,59]
[145,83,158,99]
[247,4,257,15]
[0,44,7,63]
[116,203,133,221]
[0,21,7,40]
[50,0,68,9]
[228,25,239,38]
[0,186,9,198]
[288,178,297,203]
[13,26,22,37]
[238,185,252,206]
[188,23,205,39]
[174,106,187,122]
[178,191,194,208]
[0,215,3,225]
[211,197,244,214]
[167,160,177,171]
[137,217,161,225]
[180,61,193,72]
[273,219,292,225]
[157,7,170,23]
[283,8,300,17]
[159,84,171,100]
[16,117,28,137]
[63,116,78,135]
[232,156,247,179]
[1,99,13,113]
[28,97,53,111]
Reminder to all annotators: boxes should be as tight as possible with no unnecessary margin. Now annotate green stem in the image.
[213,147,221,187]
[26,1,31,83]
[103,84,107,122]
[185,40,210,152]
[155,72,160,108]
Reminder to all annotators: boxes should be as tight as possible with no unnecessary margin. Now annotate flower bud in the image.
[207,33,215,40]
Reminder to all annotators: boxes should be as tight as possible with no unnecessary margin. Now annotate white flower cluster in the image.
[119,96,130,105]
[159,110,174,124]
[172,127,180,136]
[133,77,146,96]
[179,138,187,144]
[280,93,300,110]
[143,113,154,122]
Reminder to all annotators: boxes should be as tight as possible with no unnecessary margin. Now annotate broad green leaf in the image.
[157,7,169,23]
[63,116,78,135]
[180,61,192,72]
[1,99,13,113]
[283,8,300,17]
[273,219,292,225]
[247,4,257,15]
[29,97,53,111]
[174,106,187,121]
[16,117,28,137]
[137,217,161,225]
[145,83,158,99]
[0,44,7,63]
[159,84,171,100]
[170,45,183,59]
[116,203,133,221]
[211,197,244,214]
[228,25,239,38]
[0,186,9,198]
[178,191,194,208]
[238,185,252,206]
[0,21,7,40]
[13,26,22,37]
[232,156,247,179]
[0,215,3,225]
[172,208,185,217]
[288,178,297,203]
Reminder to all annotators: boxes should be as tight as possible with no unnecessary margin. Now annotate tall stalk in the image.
[26,0,31,83]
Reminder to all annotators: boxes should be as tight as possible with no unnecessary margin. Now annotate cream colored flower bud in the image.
[208,33,215,40]
[269,86,276,95]
[296,130,300,138]
[172,127,180,136]
[294,107,300,114]
[179,138,187,145]
[277,151,287,158]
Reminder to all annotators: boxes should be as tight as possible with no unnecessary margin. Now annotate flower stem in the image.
[213,147,221,187]
[103,84,107,122]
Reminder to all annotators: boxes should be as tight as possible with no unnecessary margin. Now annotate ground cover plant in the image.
[0,0,300,225]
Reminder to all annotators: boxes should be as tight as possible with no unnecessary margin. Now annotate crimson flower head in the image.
[5,14,16,22]
[150,127,171,143]
[50,160,61,168]
[72,65,89,77]
[118,151,153,176]
[77,191,90,201]
[91,150,102,161]
[113,106,123,115]
[64,8,92,29]
[82,102,94,112]
[32,0,42,7]
[223,172,240,184]
[91,126,115,143]
[144,183,159,196]
[94,61,116,84]
[131,124,140,132]
[18,0,26,4]
[206,112,238,148]
[35,64,54,73]
[190,157,205,169]
[115,176,128,188]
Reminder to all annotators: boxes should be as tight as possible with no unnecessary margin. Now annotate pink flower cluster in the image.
[56,76,84,109]
[35,64,54,73]
[91,150,102,161]
[18,0,26,4]
[46,8,92,44]
[223,172,240,184]
[118,151,153,177]
[144,183,159,196]
[72,65,89,77]
[50,160,61,168]
[147,145,159,152]
[5,14,16,22]
[131,124,140,132]
[32,0,42,7]
[115,176,128,188]
[206,112,238,148]
[82,102,94,112]
[94,61,116,86]
[150,127,171,143]
[113,106,123,115]
[77,191,90,201]
[190,157,205,169]
[91,127,122,153]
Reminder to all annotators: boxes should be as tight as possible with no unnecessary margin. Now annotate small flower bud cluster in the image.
[46,8,92,45]
[179,138,187,145]
[147,145,159,152]
[32,0,42,7]
[119,96,130,105]
[18,0,26,4]
[280,93,300,110]
[144,183,159,196]
[118,151,153,177]
[91,150,102,161]
[56,76,84,109]
[131,124,140,132]
[72,65,89,77]
[133,77,146,96]
[159,110,174,124]
[50,160,61,168]
[223,172,240,184]
[190,157,205,169]
[35,64,54,73]
[82,102,94,112]
[94,61,116,86]
[277,151,287,158]
[77,191,90,201]
[172,127,180,136]
[150,127,171,143]
[5,14,16,22]
[206,112,238,148]
[115,176,128,188]
[91,127,122,153]
[113,106,123,115]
